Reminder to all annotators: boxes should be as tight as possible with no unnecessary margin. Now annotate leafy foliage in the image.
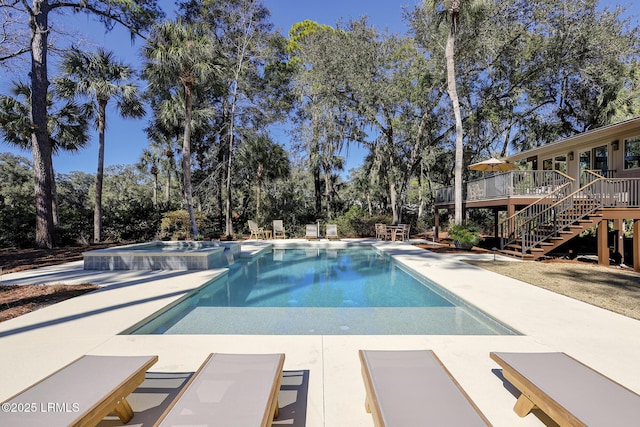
[159,209,214,240]
[448,222,482,249]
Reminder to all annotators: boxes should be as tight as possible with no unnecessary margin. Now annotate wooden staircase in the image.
[500,206,603,260]
[498,176,608,260]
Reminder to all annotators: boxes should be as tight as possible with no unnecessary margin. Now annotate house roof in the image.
[504,116,640,162]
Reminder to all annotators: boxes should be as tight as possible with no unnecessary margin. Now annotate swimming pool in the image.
[127,247,517,335]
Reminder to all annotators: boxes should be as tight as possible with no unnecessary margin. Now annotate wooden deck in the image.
[434,171,640,271]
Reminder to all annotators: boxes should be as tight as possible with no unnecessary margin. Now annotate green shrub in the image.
[159,210,213,240]
[334,206,392,237]
[448,222,482,249]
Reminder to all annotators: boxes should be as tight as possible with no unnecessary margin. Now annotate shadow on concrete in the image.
[491,368,559,427]
[97,369,310,427]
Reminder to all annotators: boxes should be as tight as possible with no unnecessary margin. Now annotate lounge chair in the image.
[273,220,286,239]
[248,220,266,240]
[359,350,491,426]
[326,224,339,240]
[305,224,318,240]
[155,353,285,427]
[490,351,640,426]
[0,354,158,426]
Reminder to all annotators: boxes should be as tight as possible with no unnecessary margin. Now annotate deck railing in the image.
[434,170,572,204]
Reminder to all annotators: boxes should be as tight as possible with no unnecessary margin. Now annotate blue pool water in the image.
[127,247,517,335]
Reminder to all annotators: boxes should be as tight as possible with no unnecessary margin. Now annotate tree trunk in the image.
[182,83,199,238]
[255,165,263,219]
[311,114,322,216]
[418,163,424,218]
[446,30,464,226]
[30,0,55,249]
[165,174,171,204]
[94,99,107,242]
[255,182,262,218]
[389,179,400,224]
[152,173,158,207]
[49,159,59,227]
[225,108,235,238]
[324,167,332,220]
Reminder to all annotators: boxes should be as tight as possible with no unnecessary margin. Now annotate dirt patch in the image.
[0,283,99,322]
[0,243,116,274]
[0,244,118,322]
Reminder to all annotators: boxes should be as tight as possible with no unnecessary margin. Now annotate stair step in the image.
[498,249,535,260]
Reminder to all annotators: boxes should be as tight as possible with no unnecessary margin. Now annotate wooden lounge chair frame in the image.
[326,224,340,240]
[0,354,158,427]
[359,350,491,426]
[490,351,640,426]
[305,224,318,240]
[273,220,286,239]
[248,220,266,240]
[155,353,285,427]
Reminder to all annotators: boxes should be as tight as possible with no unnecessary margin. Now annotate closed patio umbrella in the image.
[468,157,516,172]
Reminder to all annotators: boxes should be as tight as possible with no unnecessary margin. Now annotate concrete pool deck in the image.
[1,239,639,426]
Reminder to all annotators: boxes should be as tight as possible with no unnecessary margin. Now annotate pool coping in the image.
[1,239,639,426]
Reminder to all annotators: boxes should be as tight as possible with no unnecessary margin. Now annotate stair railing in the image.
[499,171,574,253]
[500,170,640,255]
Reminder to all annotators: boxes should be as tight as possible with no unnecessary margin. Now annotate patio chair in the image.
[393,224,410,241]
[248,220,266,240]
[359,350,491,426]
[375,223,387,240]
[490,351,640,426]
[0,354,158,426]
[155,353,285,427]
[326,224,339,240]
[305,224,318,240]
[273,219,286,239]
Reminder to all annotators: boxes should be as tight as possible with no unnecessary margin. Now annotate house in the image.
[434,116,640,272]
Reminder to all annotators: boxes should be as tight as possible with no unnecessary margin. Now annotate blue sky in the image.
[0,0,638,175]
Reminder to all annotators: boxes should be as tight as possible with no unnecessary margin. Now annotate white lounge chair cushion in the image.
[360,350,490,426]
[491,352,640,426]
[0,354,157,426]
[156,353,284,427]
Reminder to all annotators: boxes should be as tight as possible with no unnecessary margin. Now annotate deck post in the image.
[434,209,440,241]
[597,220,609,267]
[507,203,516,235]
[613,218,625,264]
[634,219,640,272]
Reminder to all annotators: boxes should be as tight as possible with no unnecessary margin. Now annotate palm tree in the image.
[138,148,160,207]
[424,0,487,225]
[0,81,91,227]
[143,19,223,239]
[237,134,290,219]
[56,48,144,242]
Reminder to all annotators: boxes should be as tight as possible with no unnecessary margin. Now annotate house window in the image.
[542,158,553,170]
[593,145,608,173]
[624,136,640,170]
[554,155,567,173]
[579,151,591,186]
